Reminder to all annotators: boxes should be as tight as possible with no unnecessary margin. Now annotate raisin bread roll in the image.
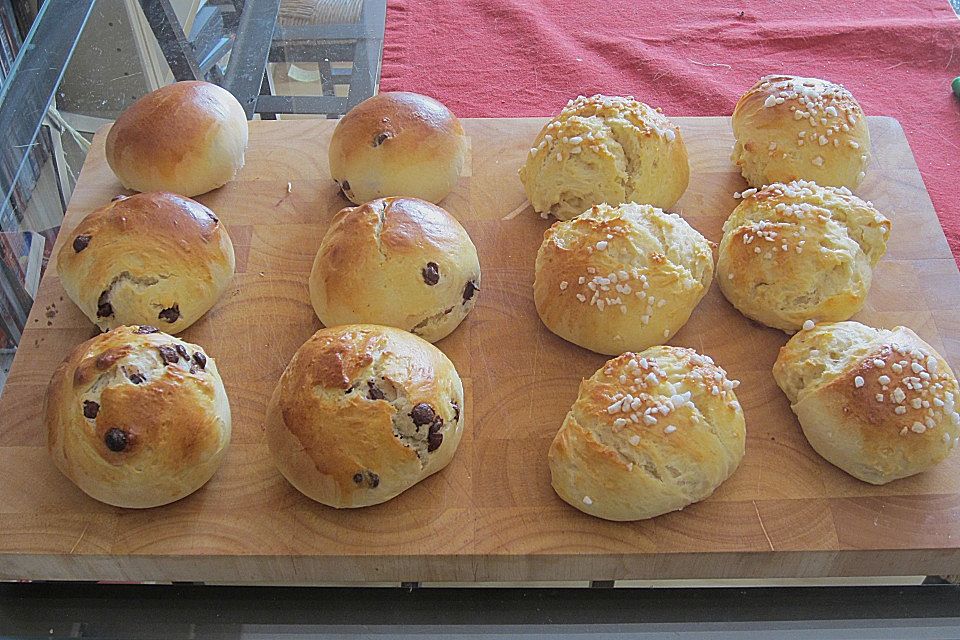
[519,94,689,220]
[266,324,465,508]
[773,321,960,484]
[105,81,248,197]
[549,346,745,521]
[717,180,890,332]
[329,92,467,204]
[45,325,231,508]
[732,75,870,189]
[56,192,235,334]
[309,197,480,343]
[534,202,714,355]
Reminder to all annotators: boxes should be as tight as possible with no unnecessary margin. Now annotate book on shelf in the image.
[0,230,45,351]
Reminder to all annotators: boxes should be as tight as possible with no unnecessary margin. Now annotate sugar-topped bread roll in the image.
[329,92,467,204]
[106,81,248,197]
[732,75,870,189]
[534,202,714,355]
[549,346,745,521]
[717,181,889,333]
[57,192,235,334]
[774,321,960,484]
[519,95,689,220]
[46,325,231,508]
[309,197,480,343]
[266,325,465,508]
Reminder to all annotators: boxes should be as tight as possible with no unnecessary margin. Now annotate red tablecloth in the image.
[381,0,960,262]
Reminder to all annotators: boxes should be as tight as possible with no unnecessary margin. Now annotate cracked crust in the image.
[519,94,689,220]
[57,192,235,334]
[549,346,745,521]
[773,321,960,484]
[732,75,870,190]
[328,92,466,205]
[105,81,248,197]
[45,325,231,508]
[309,197,480,343]
[716,180,890,332]
[265,324,465,508]
[534,202,714,355]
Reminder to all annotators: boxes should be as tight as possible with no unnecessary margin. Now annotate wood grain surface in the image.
[1,116,959,584]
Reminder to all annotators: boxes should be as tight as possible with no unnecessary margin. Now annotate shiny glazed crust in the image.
[265,324,465,508]
[534,202,714,355]
[549,346,745,521]
[309,197,480,343]
[773,321,960,484]
[328,92,467,204]
[105,81,248,197]
[45,325,231,508]
[731,75,870,189]
[56,192,235,334]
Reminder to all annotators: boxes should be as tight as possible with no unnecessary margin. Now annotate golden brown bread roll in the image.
[773,321,960,484]
[309,197,480,343]
[328,92,467,204]
[56,192,235,334]
[732,75,870,189]
[534,202,714,355]
[717,180,889,333]
[549,346,745,521]
[45,325,231,508]
[519,94,689,220]
[105,81,248,197]
[266,325,465,508]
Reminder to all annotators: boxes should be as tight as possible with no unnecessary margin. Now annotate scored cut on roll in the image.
[519,94,689,220]
[549,346,746,521]
[45,325,231,508]
[731,75,870,190]
[265,324,466,508]
[309,197,480,343]
[534,202,714,355]
[773,321,960,484]
[717,180,890,333]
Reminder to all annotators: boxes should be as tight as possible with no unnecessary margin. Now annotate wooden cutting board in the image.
[1,117,959,584]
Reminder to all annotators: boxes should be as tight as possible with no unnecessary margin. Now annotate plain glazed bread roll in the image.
[309,197,480,343]
[328,92,467,204]
[519,94,689,220]
[105,81,248,197]
[717,180,889,333]
[773,321,960,484]
[56,192,235,334]
[45,325,231,508]
[534,202,714,355]
[732,75,870,190]
[549,346,745,521]
[266,324,465,508]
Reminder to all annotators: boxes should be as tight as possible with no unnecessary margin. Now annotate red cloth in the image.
[381,0,960,262]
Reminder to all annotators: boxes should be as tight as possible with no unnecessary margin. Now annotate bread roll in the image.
[519,94,689,220]
[329,92,467,204]
[534,202,714,355]
[309,197,480,343]
[774,321,960,484]
[732,75,870,189]
[549,346,745,521]
[105,81,248,197]
[45,325,231,508]
[717,180,890,332]
[56,192,235,334]
[266,324,465,508]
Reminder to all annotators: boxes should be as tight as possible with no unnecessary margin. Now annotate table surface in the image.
[1,115,959,585]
